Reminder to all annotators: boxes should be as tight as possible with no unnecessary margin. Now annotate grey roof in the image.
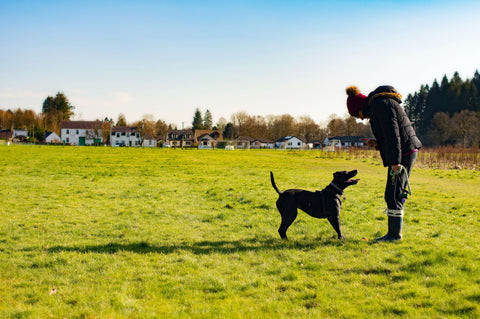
[60,121,103,129]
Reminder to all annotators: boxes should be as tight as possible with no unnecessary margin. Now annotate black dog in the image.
[270,170,359,240]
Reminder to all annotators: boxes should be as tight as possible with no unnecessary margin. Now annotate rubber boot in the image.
[375,216,403,242]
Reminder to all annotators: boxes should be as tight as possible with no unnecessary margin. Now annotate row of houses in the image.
[165,130,320,149]
[1,121,369,149]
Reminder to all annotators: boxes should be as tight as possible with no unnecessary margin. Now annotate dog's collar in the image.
[328,182,343,195]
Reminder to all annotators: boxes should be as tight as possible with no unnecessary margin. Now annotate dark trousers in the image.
[385,151,418,210]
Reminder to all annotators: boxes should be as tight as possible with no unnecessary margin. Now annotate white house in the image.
[45,132,61,143]
[235,136,255,149]
[323,136,366,148]
[275,136,306,149]
[251,138,275,149]
[198,134,215,149]
[60,121,104,146]
[111,126,140,147]
[111,126,157,147]
[142,135,157,147]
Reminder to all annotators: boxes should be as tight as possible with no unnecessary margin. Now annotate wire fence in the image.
[342,146,480,170]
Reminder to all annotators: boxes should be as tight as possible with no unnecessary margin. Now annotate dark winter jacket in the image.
[363,86,422,167]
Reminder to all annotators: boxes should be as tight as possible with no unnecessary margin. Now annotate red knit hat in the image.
[346,86,367,117]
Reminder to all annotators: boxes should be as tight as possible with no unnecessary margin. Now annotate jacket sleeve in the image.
[375,101,402,165]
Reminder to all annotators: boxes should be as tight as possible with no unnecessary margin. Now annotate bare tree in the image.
[230,111,250,137]
[296,115,320,141]
[155,119,169,138]
[102,118,113,145]
[452,110,480,147]
[132,114,156,146]
[269,114,296,140]
[215,117,227,132]
[326,114,346,136]
[428,112,452,145]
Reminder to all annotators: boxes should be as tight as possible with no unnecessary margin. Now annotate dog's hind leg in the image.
[277,201,297,240]
[327,215,344,239]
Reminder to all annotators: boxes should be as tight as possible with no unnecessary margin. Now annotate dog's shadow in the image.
[43,237,357,255]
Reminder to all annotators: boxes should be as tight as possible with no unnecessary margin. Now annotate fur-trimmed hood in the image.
[367,85,402,105]
[363,85,422,167]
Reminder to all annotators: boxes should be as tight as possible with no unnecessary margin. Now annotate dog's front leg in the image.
[327,215,344,239]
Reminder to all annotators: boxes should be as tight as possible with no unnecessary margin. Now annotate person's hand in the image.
[391,164,401,173]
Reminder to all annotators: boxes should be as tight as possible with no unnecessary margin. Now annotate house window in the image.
[76,130,79,134]
[127,132,130,137]
[298,142,301,146]
[111,131,115,136]
[66,137,69,143]
[116,133,120,137]
[66,129,69,134]
[121,132,126,136]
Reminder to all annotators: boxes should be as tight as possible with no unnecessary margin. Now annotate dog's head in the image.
[332,170,359,190]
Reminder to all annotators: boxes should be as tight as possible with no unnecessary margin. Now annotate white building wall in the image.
[61,128,103,145]
[45,132,61,143]
[110,131,156,147]
[277,137,304,149]
[111,132,141,146]
[142,139,156,147]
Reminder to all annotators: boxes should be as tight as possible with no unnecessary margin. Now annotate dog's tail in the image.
[270,171,282,194]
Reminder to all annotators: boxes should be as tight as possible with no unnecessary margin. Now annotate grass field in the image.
[1,145,479,318]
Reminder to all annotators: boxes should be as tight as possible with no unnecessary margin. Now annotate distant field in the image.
[1,145,479,318]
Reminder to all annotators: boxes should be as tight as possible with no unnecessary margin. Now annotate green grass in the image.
[1,145,479,318]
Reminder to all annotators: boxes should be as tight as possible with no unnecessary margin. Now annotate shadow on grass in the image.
[41,237,356,255]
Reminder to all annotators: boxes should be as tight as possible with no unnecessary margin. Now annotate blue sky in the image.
[1,0,479,127]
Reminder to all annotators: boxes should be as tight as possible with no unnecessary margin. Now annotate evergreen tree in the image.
[223,123,234,139]
[407,70,480,146]
[192,108,203,130]
[404,84,428,130]
[449,72,463,114]
[438,74,450,114]
[203,109,213,130]
[421,79,441,140]
[473,70,480,97]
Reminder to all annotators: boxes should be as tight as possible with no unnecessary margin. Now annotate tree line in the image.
[404,70,480,147]
[201,111,372,142]
[0,96,372,143]
[3,70,480,146]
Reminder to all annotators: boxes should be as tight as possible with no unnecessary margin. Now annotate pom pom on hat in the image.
[346,86,360,97]
[346,85,367,117]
